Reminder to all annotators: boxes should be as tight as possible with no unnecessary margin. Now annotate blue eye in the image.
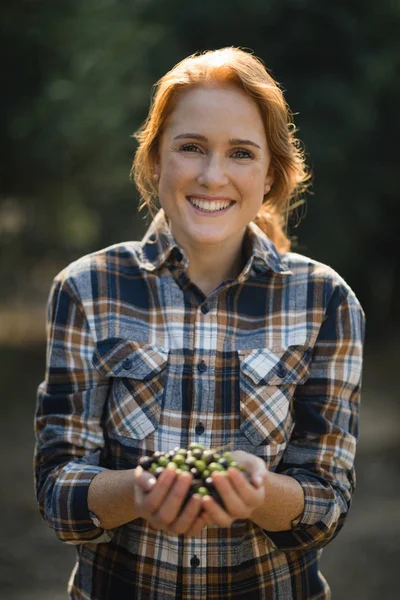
[232,149,253,159]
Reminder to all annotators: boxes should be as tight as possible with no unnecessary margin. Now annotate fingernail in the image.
[253,476,263,488]
[148,477,156,487]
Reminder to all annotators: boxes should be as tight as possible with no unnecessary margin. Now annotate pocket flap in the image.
[92,338,168,380]
[238,346,312,386]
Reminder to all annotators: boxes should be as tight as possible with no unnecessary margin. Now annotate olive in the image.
[167,450,176,459]
[218,458,230,469]
[208,462,224,472]
[154,467,165,478]
[189,442,205,451]
[213,453,221,461]
[191,480,203,492]
[202,450,215,465]
[204,477,215,490]
[158,456,169,467]
[197,487,209,496]
[191,448,203,460]
[223,451,233,461]
[166,462,177,470]
[180,464,190,472]
[172,454,185,466]
[185,456,197,468]
[194,460,206,472]
[176,448,188,457]
[203,469,210,479]
[139,456,153,470]
[152,451,163,459]
[190,468,202,479]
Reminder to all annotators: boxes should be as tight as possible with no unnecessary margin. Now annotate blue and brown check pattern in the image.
[34,210,365,599]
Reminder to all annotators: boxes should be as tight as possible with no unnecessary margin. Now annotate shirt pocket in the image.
[92,338,168,442]
[237,345,312,446]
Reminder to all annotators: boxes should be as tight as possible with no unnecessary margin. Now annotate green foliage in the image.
[1,0,399,335]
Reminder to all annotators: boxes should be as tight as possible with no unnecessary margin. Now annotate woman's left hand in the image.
[201,451,268,527]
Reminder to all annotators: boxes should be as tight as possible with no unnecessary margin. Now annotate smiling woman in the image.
[34,47,365,600]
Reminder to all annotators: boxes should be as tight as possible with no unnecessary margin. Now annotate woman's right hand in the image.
[133,466,209,536]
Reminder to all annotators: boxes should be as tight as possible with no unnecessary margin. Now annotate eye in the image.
[180,143,202,153]
[232,148,254,159]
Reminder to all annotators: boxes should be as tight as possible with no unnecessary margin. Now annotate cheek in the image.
[160,156,197,191]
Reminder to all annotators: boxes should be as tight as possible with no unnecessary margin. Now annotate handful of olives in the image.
[138,443,248,508]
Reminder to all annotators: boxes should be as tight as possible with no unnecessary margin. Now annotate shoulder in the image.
[50,241,142,301]
[281,251,363,310]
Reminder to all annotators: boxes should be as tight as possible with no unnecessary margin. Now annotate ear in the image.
[152,161,160,183]
[264,167,275,195]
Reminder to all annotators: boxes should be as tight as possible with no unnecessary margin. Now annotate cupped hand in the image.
[133,466,209,537]
[201,450,268,527]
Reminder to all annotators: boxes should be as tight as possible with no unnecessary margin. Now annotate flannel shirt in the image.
[35,209,365,600]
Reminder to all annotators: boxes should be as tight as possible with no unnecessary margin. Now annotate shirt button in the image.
[276,366,286,378]
[197,360,207,373]
[190,555,200,568]
[195,423,205,435]
[122,358,132,370]
[201,304,209,314]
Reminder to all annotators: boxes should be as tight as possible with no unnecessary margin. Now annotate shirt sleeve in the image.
[265,281,366,552]
[34,272,112,544]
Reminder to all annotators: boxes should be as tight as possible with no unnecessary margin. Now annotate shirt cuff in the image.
[49,463,113,544]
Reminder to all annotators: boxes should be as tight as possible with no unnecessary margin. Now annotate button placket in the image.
[195,423,205,435]
[197,360,207,373]
[190,555,200,568]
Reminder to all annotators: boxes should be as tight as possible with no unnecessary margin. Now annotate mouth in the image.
[186,196,235,215]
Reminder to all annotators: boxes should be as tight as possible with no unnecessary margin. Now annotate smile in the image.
[187,196,234,213]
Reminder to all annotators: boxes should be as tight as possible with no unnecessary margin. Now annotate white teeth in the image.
[188,197,231,212]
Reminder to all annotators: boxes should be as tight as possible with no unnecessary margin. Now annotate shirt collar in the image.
[139,209,291,276]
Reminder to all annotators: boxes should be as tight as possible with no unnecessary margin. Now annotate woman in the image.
[35,47,365,599]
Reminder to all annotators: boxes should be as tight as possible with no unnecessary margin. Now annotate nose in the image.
[197,154,229,188]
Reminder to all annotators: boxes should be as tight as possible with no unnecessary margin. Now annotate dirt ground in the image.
[0,345,398,600]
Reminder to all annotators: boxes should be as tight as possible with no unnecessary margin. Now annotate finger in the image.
[155,473,193,525]
[134,466,157,492]
[168,494,203,535]
[201,494,233,527]
[211,472,249,517]
[231,452,268,488]
[227,467,265,506]
[143,468,178,515]
[185,510,210,538]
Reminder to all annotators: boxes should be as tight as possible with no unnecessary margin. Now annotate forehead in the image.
[165,85,266,140]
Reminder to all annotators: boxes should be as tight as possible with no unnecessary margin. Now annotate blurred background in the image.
[1,1,399,598]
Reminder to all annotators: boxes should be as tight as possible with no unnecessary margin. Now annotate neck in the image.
[184,238,245,297]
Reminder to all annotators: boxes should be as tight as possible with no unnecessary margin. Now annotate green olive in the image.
[172,455,185,466]
[194,460,206,472]
[208,462,224,472]
[158,456,169,467]
[189,442,205,451]
[197,487,210,496]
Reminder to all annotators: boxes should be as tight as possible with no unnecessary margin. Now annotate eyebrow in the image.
[173,133,261,149]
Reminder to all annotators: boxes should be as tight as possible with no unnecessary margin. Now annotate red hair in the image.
[131,47,310,251]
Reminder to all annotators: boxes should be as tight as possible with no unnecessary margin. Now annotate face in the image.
[154,85,274,252]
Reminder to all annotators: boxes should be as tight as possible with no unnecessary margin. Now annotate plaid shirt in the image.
[35,210,365,600]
